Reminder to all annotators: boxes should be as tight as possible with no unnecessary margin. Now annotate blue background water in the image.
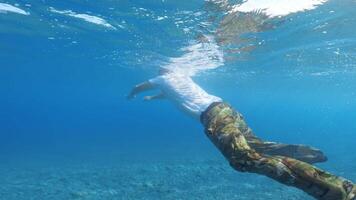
[0,0,355,199]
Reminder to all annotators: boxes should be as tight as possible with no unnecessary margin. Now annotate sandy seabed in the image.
[0,157,325,200]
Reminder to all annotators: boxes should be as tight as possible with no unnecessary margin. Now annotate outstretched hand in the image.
[127,81,154,100]
[143,96,152,101]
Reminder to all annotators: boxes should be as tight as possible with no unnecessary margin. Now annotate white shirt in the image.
[149,73,222,118]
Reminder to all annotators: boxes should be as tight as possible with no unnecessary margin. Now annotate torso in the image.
[149,74,222,118]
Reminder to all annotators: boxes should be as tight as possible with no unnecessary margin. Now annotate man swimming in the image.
[128,68,356,200]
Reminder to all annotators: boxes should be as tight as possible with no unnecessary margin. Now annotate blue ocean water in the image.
[0,0,356,199]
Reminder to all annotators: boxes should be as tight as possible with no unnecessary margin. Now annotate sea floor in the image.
[0,157,324,200]
[1,146,355,200]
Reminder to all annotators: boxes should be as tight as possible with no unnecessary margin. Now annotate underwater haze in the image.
[1,0,356,199]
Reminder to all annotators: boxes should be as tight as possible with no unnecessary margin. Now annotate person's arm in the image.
[127,81,155,99]
[143,92,165,101]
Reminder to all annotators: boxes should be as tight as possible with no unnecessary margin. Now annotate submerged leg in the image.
[250,141,327,164]
[201,103,355,200]
[232,113,328,164]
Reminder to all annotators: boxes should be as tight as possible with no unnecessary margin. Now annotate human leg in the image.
[227,109,328,164]
[201,102,355,200]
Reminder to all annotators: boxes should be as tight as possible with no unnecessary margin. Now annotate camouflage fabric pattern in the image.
[201,102,355,200]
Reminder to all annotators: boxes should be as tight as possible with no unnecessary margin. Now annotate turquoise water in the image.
[1,0,356,199]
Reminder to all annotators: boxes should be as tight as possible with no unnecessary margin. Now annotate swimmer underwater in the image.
[128,68,356,200]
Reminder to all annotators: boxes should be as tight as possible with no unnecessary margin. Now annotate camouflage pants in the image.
[200,102,356,200]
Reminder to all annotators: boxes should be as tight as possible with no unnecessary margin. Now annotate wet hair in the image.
[158,67,171,75]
